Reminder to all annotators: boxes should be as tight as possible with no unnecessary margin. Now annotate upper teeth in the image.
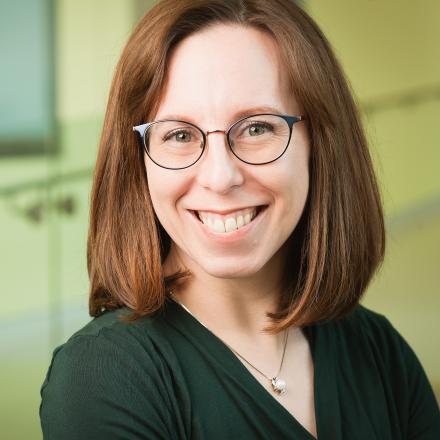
[197,207,258,233]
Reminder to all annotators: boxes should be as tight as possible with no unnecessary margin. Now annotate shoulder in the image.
[40,307,188,439]
[330,303,409,354]
[335,302,394,333]
[349,303,396,335]
[41,307,177,391]
[329,304,440,438]
[328,303,429,371]
[44,308,166,374]
[65,305,159,339]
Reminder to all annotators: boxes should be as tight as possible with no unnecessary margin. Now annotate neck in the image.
[163,244,287,340]
[164,244,308,379]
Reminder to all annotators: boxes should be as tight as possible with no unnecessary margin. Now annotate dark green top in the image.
[40,299,440,439]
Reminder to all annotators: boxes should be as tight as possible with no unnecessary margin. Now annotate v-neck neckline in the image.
[162,296,341,440]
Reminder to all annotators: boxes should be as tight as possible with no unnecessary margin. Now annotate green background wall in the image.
[1,1,438,438]
[307,0,440,394]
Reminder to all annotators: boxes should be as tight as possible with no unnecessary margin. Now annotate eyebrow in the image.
[155,105,285,124]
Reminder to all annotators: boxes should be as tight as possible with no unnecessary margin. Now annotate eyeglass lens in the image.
[144,114,291,169]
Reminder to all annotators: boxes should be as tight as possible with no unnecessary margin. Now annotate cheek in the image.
[263,153,310,231]
[145,161,170,219]
[279,175,309,222]
[281,139,310,207]
[145,159,188,222]
[264,154,309,202]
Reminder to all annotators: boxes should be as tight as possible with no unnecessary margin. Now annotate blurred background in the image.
[0,0,438,438]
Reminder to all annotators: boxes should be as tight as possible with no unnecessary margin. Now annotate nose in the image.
[195,130,245,194]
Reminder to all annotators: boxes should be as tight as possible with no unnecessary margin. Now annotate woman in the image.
[40,1,440,439]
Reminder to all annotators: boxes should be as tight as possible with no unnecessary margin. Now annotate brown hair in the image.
[87,0,385,332]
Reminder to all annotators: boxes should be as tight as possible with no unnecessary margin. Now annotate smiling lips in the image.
[195,206,260,233]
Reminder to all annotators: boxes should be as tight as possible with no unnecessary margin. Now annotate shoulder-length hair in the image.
[87,0,385,333]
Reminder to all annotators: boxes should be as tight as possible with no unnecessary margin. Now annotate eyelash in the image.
[242,121,273,132]
[162,121,273,142]
[162,129,195,142]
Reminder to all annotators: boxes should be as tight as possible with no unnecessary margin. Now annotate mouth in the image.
[191,205,268,234]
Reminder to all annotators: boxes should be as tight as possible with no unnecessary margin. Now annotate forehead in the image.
[154,24,294,122]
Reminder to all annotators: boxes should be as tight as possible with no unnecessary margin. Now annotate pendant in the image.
[271,377,286,395]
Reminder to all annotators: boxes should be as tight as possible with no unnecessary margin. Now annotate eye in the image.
[163,129,193,143]
[244,122,273,137]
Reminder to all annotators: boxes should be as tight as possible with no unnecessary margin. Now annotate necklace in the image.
[168,290,289,395]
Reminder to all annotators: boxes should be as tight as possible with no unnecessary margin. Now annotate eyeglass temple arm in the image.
[133,115,306,141]
[133,123,150,136]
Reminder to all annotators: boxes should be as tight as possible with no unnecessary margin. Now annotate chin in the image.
[193,255,267,279]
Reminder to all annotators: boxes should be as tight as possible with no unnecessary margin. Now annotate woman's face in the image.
[145,24,310,280]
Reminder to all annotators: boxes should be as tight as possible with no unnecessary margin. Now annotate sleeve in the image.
[39,331,181,440]
[395,329,440,440]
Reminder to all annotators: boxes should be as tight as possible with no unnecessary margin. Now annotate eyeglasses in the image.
[133,113,306,170]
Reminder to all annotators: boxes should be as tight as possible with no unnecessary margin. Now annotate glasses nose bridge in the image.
[205,128,228,137]
[204,128,232,148]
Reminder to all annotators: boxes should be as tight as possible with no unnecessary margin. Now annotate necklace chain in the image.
[168,290,289,395]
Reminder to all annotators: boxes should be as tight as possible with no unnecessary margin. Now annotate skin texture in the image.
[145,24,310,321]
[144,24,317,436]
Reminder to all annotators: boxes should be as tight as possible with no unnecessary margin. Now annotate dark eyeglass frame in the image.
[133,113,306,170]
